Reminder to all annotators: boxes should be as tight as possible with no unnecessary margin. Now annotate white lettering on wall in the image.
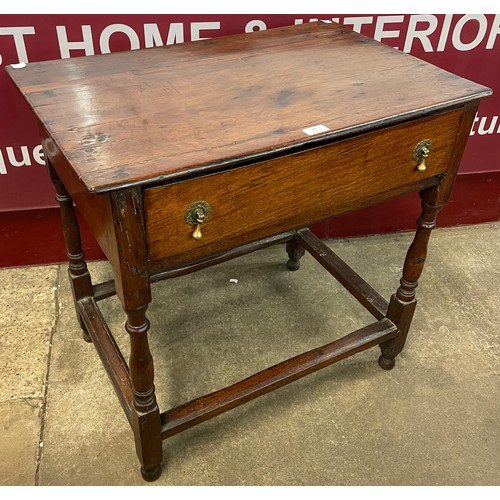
[3,15,500,68]
[0,26,36,64]
[7,146,31,167]
[0,145,46,175]
[343,17,374,33]
[404,15,438,53]
[374,15,404,47]
[470,114,500,135]
[437,14,453,51]
[100,24,140,54]
[56,25,94,58]
[293,15,500,53]
[452,15,488,51]
[33,145,45,165]
[486,14,500,49]
[294,18,339,25]
[191,22,220,41]
[144,23,184,47]
[245,20,267,33]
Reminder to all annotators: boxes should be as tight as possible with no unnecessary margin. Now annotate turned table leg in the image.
[48,161,93,342]
[125,305,163,482]
[379,185,443,370]
[286,238,306,270]
[110,188,163,480]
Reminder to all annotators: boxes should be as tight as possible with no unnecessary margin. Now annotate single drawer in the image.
[145,108,464,270]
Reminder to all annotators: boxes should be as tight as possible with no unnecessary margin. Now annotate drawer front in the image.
[145,109,463,270]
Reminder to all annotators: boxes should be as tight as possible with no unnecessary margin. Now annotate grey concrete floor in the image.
[0,222,499,486]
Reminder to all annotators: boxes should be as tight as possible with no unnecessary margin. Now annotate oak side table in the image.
[7,22,491,481]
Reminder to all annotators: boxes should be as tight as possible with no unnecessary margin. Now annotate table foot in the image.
[378,354,396,370]
[81,327,92,343]
[140,464,162,482]
[286,259,301,271]
[286,238,305,271]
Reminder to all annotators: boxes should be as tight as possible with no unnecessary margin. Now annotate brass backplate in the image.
[413,139,432,162]
[185,200,211,226]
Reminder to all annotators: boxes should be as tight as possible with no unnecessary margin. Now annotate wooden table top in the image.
[7,21,491,193]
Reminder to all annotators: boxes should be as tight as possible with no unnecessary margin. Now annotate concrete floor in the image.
[0,222,499,486]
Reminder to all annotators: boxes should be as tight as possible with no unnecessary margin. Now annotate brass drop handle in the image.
[185,201,211,240]
[192,209,206,240]
[413,139,432,172]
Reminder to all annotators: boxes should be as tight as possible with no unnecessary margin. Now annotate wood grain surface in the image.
[6,22,491,192]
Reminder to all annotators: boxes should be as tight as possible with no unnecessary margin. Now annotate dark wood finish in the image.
[145,109,463,271]
[92,280,118,302]
[39,123,118,267]
[160,319,398,439]
[434,103,482,206]
[379,185,444,370]
[109,188,151,308]
[150,231,296,282]
[296,229,388,320]
[6,23,489,193]
[109,189,162,481]
[47,160,94,341]
[92,231,296,301]
[286,238,306,271]
[125,305,162,482]
[6,21,491,481]
[378,103,481,370]
[77,297,133,422]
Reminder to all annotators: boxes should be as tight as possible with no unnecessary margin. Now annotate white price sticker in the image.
[302,124,330,136]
